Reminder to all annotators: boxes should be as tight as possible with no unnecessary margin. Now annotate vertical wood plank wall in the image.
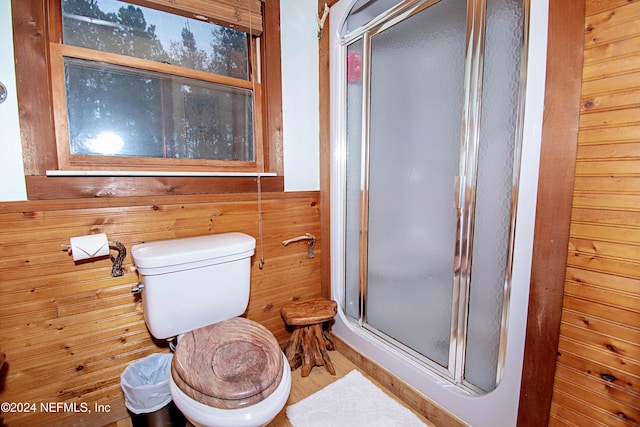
[0,192,321,426]
[550,0,640,425]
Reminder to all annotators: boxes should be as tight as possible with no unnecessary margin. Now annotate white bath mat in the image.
[286,370,427,427]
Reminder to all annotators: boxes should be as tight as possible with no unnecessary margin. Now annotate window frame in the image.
[12,0,284,199]
[49,0,264,173]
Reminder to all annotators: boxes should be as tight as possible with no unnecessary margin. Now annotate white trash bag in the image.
[120,353,173,414]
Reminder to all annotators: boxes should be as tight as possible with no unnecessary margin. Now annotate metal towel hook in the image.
[282,233,316,259]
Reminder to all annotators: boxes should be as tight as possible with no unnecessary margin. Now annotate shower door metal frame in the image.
[340,0,528,393]
[450,0,486,387]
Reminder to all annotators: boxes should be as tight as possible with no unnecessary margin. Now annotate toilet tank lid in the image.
[131,232,256,270]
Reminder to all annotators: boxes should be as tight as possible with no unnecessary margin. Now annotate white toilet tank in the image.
[131,232,256,339]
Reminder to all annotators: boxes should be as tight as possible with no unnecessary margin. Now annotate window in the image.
[49,0,265,172]
[13,0,283,197]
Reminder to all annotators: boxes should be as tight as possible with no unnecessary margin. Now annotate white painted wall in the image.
[0,0,321,201]
[280,0,320,192]
[0,0,27,202]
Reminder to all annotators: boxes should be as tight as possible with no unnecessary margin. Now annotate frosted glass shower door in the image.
[342,0,526,392]
[363,0,467,369]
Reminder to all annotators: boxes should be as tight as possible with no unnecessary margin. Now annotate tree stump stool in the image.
[281,298,337,377]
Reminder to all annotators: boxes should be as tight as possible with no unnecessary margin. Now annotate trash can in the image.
[120,353,187,427]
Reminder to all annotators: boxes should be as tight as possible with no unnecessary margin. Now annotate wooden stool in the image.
[281,298,337,377]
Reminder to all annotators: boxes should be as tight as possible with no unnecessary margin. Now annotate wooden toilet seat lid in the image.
[171,317,284,409]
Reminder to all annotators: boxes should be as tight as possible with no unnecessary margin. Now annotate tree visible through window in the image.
[54,0,258,168]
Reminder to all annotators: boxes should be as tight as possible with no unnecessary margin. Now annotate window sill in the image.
[46,170,277,177]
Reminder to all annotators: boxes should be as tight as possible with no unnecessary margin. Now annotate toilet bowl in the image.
[169,317,290,427]
[130,233,292,427]
[170,355,291,427]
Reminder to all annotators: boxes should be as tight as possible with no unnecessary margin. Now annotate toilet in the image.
[131,232,291,427]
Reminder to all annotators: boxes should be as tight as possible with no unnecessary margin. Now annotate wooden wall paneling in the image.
[0,192,321,426]
[573,193,640,211]
[584,2,640,51]
[571,207,640,227]
[565,266,640,299]
[562,296,640,332]
[553,376,639,426]
[585,0,640,17]
[582,72,640,105]
[550,401,603,427]
[564,281,640,314]
[571,222,640,245]
[569,242,640,271]
[578,142,640,160]
[559,321,640,372]
[579,125,640,145]
[555,358,640,409]
[550,0,640,425]
[574,177,640,196]
[557,354,638,411]
[553,352,640,425]
[582,56,640,81]
[551,386,634,427]
[580,109,640,129]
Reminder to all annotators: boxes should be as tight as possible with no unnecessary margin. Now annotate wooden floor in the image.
[106,350,434,427]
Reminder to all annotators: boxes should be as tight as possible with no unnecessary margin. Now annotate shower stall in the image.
[330,0,549,425]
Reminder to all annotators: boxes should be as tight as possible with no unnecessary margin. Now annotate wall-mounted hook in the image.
[283,233,316,259]
[317,3,329,39]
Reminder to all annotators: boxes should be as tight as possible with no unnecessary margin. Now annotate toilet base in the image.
[169,353,291,427]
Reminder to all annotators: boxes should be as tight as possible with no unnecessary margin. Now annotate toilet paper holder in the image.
[62,240,127,277]
[108,241,127,277]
